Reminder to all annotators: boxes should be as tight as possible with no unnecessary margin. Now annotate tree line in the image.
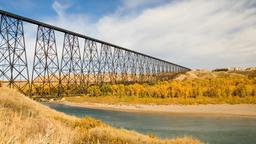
[86,77,256,99]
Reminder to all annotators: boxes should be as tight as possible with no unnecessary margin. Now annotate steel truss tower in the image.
[83,39,99,85]
[60,33,82,95]
[111,48,123,83]
[130,53,139,82]
[98,44,111,84]
[31,26,59,97]
[0,14,29,94]
[120,50,130,83]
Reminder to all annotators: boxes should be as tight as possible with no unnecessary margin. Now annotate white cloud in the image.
[48,1,95,35]
[94,0,256,69]
[25,0,256,70]
[52,1,70,17]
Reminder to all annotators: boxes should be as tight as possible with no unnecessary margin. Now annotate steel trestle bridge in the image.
[0,9,190,97]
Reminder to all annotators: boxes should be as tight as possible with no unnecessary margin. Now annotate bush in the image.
[101,83,112,96]
[252,86,256,96]
[233,84,252,97]
[87,86,102,97]
[213,68,229,72]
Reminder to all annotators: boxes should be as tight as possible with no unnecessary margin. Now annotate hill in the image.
[0,86,202,144]
[174,70,256,81]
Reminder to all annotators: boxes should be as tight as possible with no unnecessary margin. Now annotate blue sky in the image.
[0,0,122,21]
[0,0,256,69]
[0,0,169,22]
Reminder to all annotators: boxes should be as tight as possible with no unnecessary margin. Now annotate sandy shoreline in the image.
[57,101,256,117]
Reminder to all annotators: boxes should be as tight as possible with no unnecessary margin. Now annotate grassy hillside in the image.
[66,70,256,105]
[0,86,202,144]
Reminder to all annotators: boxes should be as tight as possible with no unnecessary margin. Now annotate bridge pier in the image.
[31,26,59,97]
[0,14,29,94]
[83,39,100,86]
[60,33,82,96]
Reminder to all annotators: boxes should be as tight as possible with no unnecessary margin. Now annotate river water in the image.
[46,103,256,144]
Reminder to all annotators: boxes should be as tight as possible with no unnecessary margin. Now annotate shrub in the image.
[252,86,256,96]
[87,86,102,97]
[213,68,229,72]
[233,84,251,97]
[101,83,112,96]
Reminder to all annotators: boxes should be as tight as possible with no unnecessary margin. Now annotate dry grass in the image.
[174,70,247,81]
[0,86,202,144]
[0,87,78,144]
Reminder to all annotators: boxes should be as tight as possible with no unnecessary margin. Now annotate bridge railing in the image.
[0,9,190,97]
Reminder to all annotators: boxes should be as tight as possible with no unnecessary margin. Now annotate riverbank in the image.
[0,86,202,144]
[59,101,256,117]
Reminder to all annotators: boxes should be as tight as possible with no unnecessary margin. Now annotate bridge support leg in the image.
[31,26,59,97]
[0,14,29,94]
[112,48,122,83]
[60,33,82,96]
[98,44,112,84]
[121,51,130,83]
[83,39,99,86]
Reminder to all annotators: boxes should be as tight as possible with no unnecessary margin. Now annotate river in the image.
[46,103,256,144]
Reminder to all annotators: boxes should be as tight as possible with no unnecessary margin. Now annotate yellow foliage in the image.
[83,72,256,104]
[87,85,102,97]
